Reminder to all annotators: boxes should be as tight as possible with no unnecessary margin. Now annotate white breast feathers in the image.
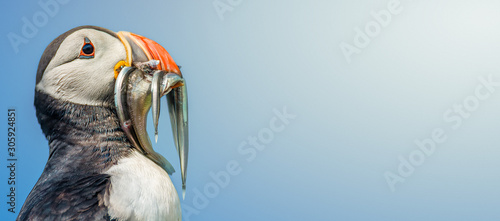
[104,151,181,221]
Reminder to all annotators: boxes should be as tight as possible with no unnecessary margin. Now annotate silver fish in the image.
[114,66,188,198]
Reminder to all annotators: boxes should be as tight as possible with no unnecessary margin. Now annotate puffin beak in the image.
[114,31,188,199]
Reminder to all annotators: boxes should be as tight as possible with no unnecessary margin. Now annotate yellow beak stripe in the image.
[114,31,133,79]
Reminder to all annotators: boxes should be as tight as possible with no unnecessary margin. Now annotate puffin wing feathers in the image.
[17,174,112,221]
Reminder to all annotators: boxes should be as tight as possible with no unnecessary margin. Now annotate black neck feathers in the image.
[34,91,131,173]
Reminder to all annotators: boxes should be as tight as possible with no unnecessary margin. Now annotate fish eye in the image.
[79,37,95,59]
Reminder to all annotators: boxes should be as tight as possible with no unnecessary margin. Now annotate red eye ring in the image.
[79,37,95,59]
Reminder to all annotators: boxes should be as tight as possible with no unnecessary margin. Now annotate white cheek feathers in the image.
[36,28,127,106]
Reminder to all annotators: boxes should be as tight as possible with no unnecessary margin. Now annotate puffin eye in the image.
[79,37,95,59]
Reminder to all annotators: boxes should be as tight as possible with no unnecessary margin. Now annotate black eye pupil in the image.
[82,44,94,54]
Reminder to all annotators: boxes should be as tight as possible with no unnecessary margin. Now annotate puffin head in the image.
[35,25,188,197]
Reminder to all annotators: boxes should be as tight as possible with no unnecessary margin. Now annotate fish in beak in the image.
[113,31,188,199]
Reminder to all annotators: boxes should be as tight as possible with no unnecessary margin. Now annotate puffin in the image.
[17,26,189,221]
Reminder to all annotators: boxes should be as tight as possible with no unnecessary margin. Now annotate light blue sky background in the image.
[2,0,500,220]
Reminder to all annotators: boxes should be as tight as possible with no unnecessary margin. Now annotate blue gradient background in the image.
[2,0,500,220]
